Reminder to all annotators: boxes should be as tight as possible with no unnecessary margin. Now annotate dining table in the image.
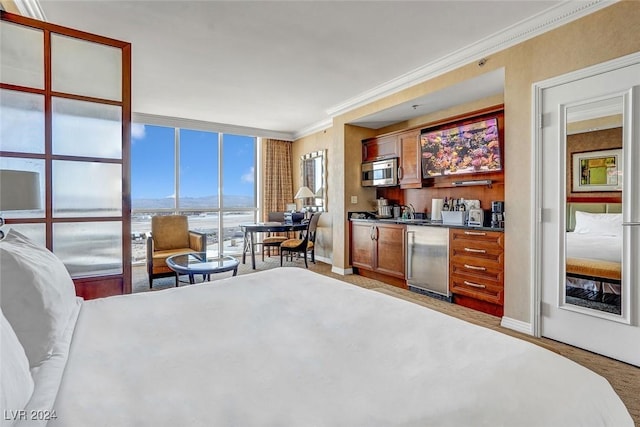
[240,221,308,269]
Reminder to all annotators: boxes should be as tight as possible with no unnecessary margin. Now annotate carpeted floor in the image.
[134,257,640,425]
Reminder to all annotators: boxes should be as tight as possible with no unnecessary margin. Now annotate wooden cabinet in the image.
[362,135,399,162]
[351,221,376,270]
[350,221,405,282]
[398,129,421,188]
[449,229,504,316]
[362,130,422,188]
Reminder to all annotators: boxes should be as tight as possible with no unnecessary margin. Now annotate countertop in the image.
[349,217,503,232]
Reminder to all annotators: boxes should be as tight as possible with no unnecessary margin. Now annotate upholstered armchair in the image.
[146,215,206,287]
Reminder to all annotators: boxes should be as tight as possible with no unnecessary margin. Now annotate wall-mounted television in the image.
[421,117,502,178]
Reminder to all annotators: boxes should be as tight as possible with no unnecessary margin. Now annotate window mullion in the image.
[174,127,180,213]
[218,132,223,254]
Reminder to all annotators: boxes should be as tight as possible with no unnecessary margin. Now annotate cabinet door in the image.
[362,135,399,162]
[350,222,375,270]
[374,223,405,278]
[398,130,422,188]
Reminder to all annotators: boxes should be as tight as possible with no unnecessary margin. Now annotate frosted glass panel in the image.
[52,97,122,158]
[0,90,45,154]
[54,221,122,277]
[0,21,44,88]
[0,157,45,219]
[53,160,122,217]
[51,34,121,101]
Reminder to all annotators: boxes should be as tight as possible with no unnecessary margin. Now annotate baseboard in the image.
[331,266,353,275]
[501,316,534,336]
[315,255,331,265]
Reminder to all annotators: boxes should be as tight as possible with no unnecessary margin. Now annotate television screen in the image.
[421,117,502,178]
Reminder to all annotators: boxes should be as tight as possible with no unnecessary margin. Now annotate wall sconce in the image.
[0,170,42,239]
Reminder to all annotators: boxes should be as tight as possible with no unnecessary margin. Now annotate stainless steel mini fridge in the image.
[406,225,449,297]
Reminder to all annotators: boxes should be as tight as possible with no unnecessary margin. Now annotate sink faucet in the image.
[401,204,415,219]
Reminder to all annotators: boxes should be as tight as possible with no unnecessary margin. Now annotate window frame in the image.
[130,118,259,262]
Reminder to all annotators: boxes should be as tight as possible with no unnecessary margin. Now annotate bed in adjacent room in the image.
[0,229,633,427]
[565,206,622,313]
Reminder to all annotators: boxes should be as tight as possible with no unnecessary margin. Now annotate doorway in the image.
[532,53,640,367]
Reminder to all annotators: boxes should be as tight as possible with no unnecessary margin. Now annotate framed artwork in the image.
[572,149,622,192]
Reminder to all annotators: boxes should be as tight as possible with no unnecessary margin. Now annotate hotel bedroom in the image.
[1,1,639,426]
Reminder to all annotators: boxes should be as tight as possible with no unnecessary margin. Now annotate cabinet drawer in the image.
[449,245,504,266]
[450,229,503,246]
[450,274,503,306]
[450,260,503,283]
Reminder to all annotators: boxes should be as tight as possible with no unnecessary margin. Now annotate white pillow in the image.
[0,229,77,368]
[573,211,623,236]
[0,310,34,421]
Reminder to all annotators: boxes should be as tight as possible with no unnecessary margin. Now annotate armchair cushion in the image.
[152,216,190,251]
[147,216,207,287]
[151,247,196,275]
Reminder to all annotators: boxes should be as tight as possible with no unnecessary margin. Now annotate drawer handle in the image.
[464,231,487,236]
[464,247,486,254]
[463,280,486,289]
[464,264,486,271]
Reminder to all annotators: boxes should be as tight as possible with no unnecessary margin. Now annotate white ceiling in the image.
[27,0,611,139]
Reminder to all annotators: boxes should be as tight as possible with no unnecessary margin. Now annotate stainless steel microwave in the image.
[361,158,398,187]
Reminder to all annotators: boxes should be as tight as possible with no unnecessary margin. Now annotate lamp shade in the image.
[294,186,315,199]
[0,170,41,211]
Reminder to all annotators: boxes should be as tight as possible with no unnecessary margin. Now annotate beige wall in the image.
[293,1,640,323]
[291,129,335,261]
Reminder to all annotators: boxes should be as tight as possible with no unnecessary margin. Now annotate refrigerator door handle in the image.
[406,231,414,280]
[622,222,640,226]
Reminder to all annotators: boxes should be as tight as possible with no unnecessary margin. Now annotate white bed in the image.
[0,230,633,427]
[566,232,621,264]
[565,211,622,305]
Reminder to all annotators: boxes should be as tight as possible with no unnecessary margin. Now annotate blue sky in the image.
[131,124,255,200]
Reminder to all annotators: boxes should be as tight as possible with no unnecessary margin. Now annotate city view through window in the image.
[131,123,257,264]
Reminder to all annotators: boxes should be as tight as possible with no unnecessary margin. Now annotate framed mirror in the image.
[563,95,625,321]
[300,149,326,212]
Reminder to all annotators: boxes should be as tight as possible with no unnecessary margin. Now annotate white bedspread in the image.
[566,232,621,263]
[49,268,632,427]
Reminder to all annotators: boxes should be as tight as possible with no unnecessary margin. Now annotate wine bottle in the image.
[443,197,449,212]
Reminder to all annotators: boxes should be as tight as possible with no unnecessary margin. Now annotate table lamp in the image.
[294,186,315,217]
[0,170,42,239]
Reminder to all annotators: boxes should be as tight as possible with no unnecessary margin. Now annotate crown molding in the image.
[13,0,45,20]
[292,118,333,141]
[24,0,618,142]
[132,112,295,141]
[324,0,617,120]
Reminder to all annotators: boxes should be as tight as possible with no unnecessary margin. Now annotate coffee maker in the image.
[491,201,505,229]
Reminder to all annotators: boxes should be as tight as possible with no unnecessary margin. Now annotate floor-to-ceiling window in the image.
[130,121,257,264]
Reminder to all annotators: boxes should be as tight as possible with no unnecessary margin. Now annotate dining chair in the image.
[280,212,320,268]
[260,212,288,261]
